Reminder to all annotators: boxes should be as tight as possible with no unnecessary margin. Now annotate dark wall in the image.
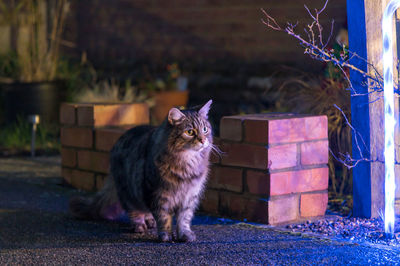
[65,0,347,74]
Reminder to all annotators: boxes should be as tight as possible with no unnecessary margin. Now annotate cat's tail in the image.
[69,177,120,220]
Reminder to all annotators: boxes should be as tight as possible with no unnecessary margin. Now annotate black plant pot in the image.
[1,81,65,124]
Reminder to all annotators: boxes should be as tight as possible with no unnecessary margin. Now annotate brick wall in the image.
[60,103,149,191]
[66,0,347,72]
[61,104,329,224]
[201,113,329,224]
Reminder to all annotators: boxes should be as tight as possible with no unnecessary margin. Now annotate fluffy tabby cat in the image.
[70,100,215,242]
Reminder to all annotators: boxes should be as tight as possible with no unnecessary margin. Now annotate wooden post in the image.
[347,0,399,218]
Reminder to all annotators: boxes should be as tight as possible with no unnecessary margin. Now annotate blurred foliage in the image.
[137,63,183,92]
[266,71,351,197]
[0,51,20,82]
[56,53,156,105]
[75,78,154,107]
[0,116,59,152]
[0,0,70,82]
[56,54,98,102]
[328,192,353,216]
[325,42,349,80]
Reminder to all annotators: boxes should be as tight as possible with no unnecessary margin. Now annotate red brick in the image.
[221,142,268,169]
[61,148,77,167]
[220,142,297,170]
[219,192,269,223]
[268,118,306,144]
[207,167,219,189]
[62,168,95,191]
[220,116,243,141]
[300,192,328,217]
[77,103,149,127]
[243,114,306,144]
[246,198,269,223]
[77,105,98,126]
[244,119,268,144]
[61,127,93,148]
[200,189,219,215]
[96,174,107,191]
[62,167,72,184]
[210,152,221,164]
[77,150,110,174]
[210,137,222,164]
[60,103,76,125]
[269,168,329,195]
[267,144,297,170]
[243,114,328,144]
[95,128,126,151]
[268,194,300,224]
[246,168,328,196]
[210,166,243,192]
[305,116,328,140]
[246,170,270,195]
[300,140,329,165]
[70,0,347,67]
[219,192,244,217]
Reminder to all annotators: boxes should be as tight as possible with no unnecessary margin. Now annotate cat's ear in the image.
[198,99,212,119]
[168,108,186,125]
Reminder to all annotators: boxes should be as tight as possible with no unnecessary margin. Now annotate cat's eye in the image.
[203,126,208,133]
[185,129,195,136]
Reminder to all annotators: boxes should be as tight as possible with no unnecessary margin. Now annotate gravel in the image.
[284,216,400,247]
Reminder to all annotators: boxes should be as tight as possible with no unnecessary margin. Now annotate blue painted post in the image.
[347,0,388,218]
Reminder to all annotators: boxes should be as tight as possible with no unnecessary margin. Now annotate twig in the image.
[261,0,398,95]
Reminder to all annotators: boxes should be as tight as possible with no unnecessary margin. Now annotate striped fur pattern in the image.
[70,100,214,242]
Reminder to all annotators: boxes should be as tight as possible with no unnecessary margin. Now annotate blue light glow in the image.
[382,0,400,237]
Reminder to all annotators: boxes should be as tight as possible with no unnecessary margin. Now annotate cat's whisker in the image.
[210,144,224,159]
[70,100,214,243]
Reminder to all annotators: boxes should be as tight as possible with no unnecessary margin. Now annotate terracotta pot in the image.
[152,90,189,123]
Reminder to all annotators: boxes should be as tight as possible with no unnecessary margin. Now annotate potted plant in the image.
[75,78,153,105]
[139,63,189,124]
[0,0,69,123]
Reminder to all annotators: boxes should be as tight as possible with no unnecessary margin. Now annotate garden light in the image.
[28,114,40,157]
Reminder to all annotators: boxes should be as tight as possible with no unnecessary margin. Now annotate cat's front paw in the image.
[145,216,156,229]
[158,231,172,242]
[178,230,196,242]
[132,223,147,233]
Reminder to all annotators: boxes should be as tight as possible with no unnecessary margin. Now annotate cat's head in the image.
[166,100,213,152]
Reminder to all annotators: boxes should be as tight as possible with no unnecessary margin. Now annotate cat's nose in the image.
[199,137,205,144]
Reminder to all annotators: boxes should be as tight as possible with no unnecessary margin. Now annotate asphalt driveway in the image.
[0,157,399,265]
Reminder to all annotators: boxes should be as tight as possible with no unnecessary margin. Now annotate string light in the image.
[382,0,400,237]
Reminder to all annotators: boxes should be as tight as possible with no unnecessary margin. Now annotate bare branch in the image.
[322,19,335,49]
[260,8,282,31]
[261,0,398,93]
[260,0,400,171]
[304,4,316,21]
[318,0,329,14]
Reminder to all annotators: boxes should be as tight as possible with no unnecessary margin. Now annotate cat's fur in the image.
[70,100,214,242]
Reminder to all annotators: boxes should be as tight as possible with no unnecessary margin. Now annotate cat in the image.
[70,100,215,242]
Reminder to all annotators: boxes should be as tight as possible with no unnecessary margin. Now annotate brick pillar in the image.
[60,103,149,191]
[200,113,329,225]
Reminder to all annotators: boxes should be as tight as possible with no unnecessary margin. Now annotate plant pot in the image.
[152,90,189,123]
[1,81,66,124]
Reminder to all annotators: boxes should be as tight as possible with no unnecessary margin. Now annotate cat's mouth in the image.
[194,142,209,151]
[197,139,209,150]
